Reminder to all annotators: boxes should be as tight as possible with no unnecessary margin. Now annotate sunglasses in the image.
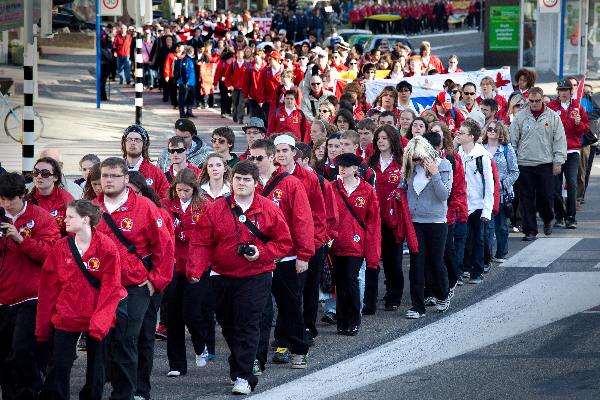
[319,109,331,113]
[451,90,459,94]
[463,92,476,96]
[311,82,322,86]
[247,155,266,162]
[529,99,542,103]
[32,169,53,178]
[349,62,357,65]
[211,137,227,144]
[487,126,497,132]
[168,147,186,154]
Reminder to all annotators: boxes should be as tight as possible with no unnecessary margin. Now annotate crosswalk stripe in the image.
[500,237,582,268]
[252,272,600,400]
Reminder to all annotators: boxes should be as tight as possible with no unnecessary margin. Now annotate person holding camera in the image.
[187,161,293,395]
[0,172,60,398]
[36,199,126,399]
[249,137,314,372]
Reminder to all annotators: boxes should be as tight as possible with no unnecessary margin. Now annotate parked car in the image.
[348,34,372,47]
[323,29,372,47]
[52,7,95,31]
[363,34,412,52]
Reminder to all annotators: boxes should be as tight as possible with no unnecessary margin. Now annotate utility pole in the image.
[134,0,143,124]
[22,0,35,178]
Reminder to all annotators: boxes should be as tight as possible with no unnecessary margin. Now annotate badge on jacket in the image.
[353,234,361,242]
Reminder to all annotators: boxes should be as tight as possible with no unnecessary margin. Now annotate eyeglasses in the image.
[486,126,497,132]
[463,92,476,96]
[319,109,331,113]
[101,173,126,179]
[451,90,459,94]
[247,155,266,162]
[211,137,227,144]
[168,147,186,154]
[126,137,143,144]
[311,82,322,86]
[32,169,53,178]
[516,102,525,108]
[529,99,542,103]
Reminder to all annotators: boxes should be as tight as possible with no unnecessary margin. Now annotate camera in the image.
[0,208,9,235]
[237,243,256,257]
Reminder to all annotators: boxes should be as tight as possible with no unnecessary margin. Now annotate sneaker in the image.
[196,348,208,368]
[424,297,437,307]
[291,354,307,369]
[252,359,262,376]
[543,220,554,236]
[462,271,470,279]
[384,304,399,311]
[522,234,537,242]
[565,217,577,229]
[448,286,455,300]
[77,335,87,352]
[304,329,315,347]
[435,297,450,312]
[405,309,425,319]
[155,324,167,340]
[134,396,145,400]
[320,312,336,325]
[493,257,507,263]
[231,378,251,395]
[272,347,291,364]
[167,370,182,377]
[483,264,491,273]
[469,275,483,284]
[456,276,464,286]
[554,218,565,228]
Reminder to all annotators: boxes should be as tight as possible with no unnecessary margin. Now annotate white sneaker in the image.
[134,396,145,400]
[196,347,208,368]
[435,297,450,313]
[166,370,181,377]
[406,309,425,319]
[231,378,251,395]
[493,257,507,263]
[424,297,437,307]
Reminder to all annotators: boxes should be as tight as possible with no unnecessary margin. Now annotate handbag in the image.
[320,252,335,294]
[582,131,598,146]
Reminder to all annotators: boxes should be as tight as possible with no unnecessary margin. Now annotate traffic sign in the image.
[100,0,123,16]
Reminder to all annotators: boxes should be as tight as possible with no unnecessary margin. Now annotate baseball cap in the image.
[436,91,452,110]
[557,79,572,90]
[242,117,266,133]
[175,118,197,135]
[269,51,282,62]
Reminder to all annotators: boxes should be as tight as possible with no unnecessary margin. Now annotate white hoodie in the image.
[458,142,494,221]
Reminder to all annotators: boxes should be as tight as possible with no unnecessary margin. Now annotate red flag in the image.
[575,76,586,103]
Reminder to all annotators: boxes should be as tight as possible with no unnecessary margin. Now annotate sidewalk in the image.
[0,46,242,176]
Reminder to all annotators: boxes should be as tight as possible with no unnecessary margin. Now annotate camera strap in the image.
[102,212,152,271]
[225,195,269,244]
[335,180,367,231]
[67,237,101,290]
[261,172,290,197]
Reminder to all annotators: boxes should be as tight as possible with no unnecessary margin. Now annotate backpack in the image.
[475,155,500,216]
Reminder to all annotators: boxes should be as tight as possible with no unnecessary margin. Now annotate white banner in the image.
[100,0,123,16]
[539,0,560,13]
[364,68,513,109]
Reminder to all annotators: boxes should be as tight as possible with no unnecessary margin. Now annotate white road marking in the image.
[410,29,480,40]
[251,272,600,400]
[500,237,582,268]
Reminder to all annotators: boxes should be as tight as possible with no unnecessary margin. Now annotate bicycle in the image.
[1,89,44,143]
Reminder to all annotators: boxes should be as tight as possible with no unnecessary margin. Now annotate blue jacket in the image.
[177,55,195,87]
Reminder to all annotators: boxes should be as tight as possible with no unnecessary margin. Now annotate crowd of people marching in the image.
[1,3,599,399]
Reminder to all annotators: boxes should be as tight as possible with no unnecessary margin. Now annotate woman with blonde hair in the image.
[505,92,525,125]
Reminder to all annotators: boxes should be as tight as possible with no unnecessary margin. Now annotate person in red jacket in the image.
[113,25,132,85]
[122,124,170,198]
[37,199,125,400]
[248,51,266,121]
[95,157,174,400]
[29,157,74,237]
[477,76,508,122]
[420,41,445,73]
[269,90,311,142]
[213,50,234,117]
[274,134,328,343]
[548,79,589,228]
[187,161,293,395]
[260,51,284,129]
[366,125,405,313]
[225,48,252,124]
[164,42,183,109]
[162,169,215,377]
[433,91,464,133]
[330,153,381,335]
[249,138,314,371]
[0,172,60,399]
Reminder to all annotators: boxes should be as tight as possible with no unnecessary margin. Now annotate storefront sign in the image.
[489,6,519,51]
[0,0,40,32]
[539,0,560,13]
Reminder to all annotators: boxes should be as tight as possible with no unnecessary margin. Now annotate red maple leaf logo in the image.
[495,72,511,88]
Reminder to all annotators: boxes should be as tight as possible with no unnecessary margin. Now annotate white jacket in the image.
[458,143,494,221]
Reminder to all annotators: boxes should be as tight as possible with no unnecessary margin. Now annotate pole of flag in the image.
[22,0,35,178]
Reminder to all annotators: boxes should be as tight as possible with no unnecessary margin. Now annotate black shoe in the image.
[187,112,195,118]
[565,217,577,229]
[384,304,399,311]
[522,234,537,242]
[304,329,315,347]
[321,312,336,325]
[361,306,376,315]
[543,220,554,236]
[336,327,348,335]
[346,326,359,336]
[554,218,565,228]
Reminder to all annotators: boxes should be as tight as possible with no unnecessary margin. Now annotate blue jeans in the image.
[483,218,495,266]
[464,210,484,279]
[116,56,131,84]
[453,222,468,275]
[494,206,509,259]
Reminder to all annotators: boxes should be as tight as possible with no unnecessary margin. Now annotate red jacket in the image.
[330,178,381,268]
[213,60,231,86]
[321,177,339,241]
[137,159,170,198]
[445,152,468,224]
[187,194,293,279]
[163,198,206,275]
[260,66,283,107]
[224,59,252,92]
[36,230,126,341]
[0,203,60,305]
[356,144,375,161]
[166,164,201,182]
[436,108,465,133]
[164,53,178,79]
[113,34,133,58]
[383,189,418,252]
[291,164,328,247]
[256,168,315,262]
[269,105,311,143]
[95,191,174,292]
[372,158,402,222]
[30,186,74,237]
[547,98,589,151]
[248,63,265,102]
[477,94,509,122]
